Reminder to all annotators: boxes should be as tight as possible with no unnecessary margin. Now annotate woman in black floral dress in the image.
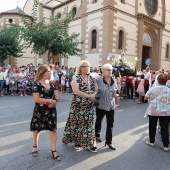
[30,65,61,161]
[62,60,98,152]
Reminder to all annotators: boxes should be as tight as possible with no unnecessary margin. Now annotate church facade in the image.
[1,0,170,70]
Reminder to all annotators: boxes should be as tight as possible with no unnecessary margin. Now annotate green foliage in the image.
[19,0,83,62]
[0,26,24,65]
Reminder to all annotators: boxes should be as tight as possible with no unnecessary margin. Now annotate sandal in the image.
[32,146,38,157]
[51,150,61,161]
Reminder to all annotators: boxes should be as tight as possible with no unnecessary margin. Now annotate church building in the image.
[1,0,170,70]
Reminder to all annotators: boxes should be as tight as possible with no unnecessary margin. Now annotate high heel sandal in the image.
[51,150,61,161]
[105,143,116,150]
[32,146,38,157]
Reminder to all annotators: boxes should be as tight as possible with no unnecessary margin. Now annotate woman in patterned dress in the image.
[9,68,18,95]
[62,60,98,152]
[18,68,27,96]
[30,65,61,161]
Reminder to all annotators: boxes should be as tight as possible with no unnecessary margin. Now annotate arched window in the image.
[91,30,97,49]
[72,7,76,19]
[120,0,125,3]
[93,0,98,3]
[166,44,169,60]
[145,0,158,15]
[118,30,124,50]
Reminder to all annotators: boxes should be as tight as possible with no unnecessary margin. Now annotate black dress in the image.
[30,81,57,131]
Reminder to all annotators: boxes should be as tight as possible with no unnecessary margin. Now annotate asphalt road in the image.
[0,93,169,170]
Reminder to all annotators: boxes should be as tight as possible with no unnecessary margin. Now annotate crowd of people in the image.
[0,61,170,161]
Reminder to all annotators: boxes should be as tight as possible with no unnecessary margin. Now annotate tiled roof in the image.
[0,7,32,18]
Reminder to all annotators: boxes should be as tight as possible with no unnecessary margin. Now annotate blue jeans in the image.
[0,80,4,90]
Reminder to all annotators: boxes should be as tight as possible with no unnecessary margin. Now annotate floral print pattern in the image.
[145,86,170,117]
[62,74,96,150]
[30,81,57,131]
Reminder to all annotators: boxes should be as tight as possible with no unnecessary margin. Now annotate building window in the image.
[145,0,158,15]
[91,30,97,49]
[166,44,169,60]
[9,19,13,23]
[72,7,76,19]
[118,30,124,50]
[120,0,125,3]
[92,0,98,3]
[57,13,61,19]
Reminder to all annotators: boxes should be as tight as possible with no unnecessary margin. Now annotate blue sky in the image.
[0,0,27,13]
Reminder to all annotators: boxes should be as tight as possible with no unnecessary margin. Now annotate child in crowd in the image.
[53,71,59,89]
[136,74,145,104]
[61,73,66,93]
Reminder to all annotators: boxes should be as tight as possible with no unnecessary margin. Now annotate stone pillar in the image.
[136,20,144,70]
[81,0,88,60]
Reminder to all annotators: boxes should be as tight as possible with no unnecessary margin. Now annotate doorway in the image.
[142,46,151,70]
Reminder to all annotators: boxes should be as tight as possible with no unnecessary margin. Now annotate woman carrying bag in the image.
[144,73,170,152]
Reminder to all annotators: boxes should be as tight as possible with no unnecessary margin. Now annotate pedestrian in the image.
[30,64,61,161]
[0,67,4,96]
[136,74,145,104]
[9,68,18,96]
[62,60,98,152]
[60,73,66,93]
[95,63,117,150]
[144,73,170,151]
[144,66,151,102]
[115,71,121,107]
[18,68,27,96]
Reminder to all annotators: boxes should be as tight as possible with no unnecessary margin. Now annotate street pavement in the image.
[0,93,170,170]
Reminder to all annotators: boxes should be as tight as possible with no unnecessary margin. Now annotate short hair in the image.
[75,60,90,75]
[35,65,50,81]
[167,71,170,80]
[102,63,112,72]
[158,73,168,85]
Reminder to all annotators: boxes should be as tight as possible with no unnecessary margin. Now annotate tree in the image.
[19,0,83,63]
[0,26,24,66]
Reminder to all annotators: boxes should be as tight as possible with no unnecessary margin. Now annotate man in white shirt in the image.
[91,67,100,79]
[144,67,151,103]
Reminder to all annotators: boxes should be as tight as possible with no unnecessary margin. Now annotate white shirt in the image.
[91,72,100,79]
[152,74,159,87]
[144,72,151,87]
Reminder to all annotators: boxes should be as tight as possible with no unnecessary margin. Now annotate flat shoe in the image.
[96,137,102,142]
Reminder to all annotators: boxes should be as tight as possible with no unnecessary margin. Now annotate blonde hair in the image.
[75,60,90,75]
[35,64,50,81]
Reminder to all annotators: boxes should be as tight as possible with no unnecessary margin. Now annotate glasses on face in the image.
[81,66,90,68]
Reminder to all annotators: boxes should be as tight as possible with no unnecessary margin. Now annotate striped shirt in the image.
[96,76,116,111]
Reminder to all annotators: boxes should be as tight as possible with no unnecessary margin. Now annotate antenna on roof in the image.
[17,1,18,8]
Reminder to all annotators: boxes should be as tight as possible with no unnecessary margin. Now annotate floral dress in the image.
[30,81,57,131]
[9,73,18,91]
[62,74,96,150]
[18,73,27,91]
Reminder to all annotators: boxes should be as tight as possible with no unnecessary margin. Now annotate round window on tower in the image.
[145,0,158,16]
[9,19,13,23]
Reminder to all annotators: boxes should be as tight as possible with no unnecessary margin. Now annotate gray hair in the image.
[75,60,90,75]
[102,63,112,72]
